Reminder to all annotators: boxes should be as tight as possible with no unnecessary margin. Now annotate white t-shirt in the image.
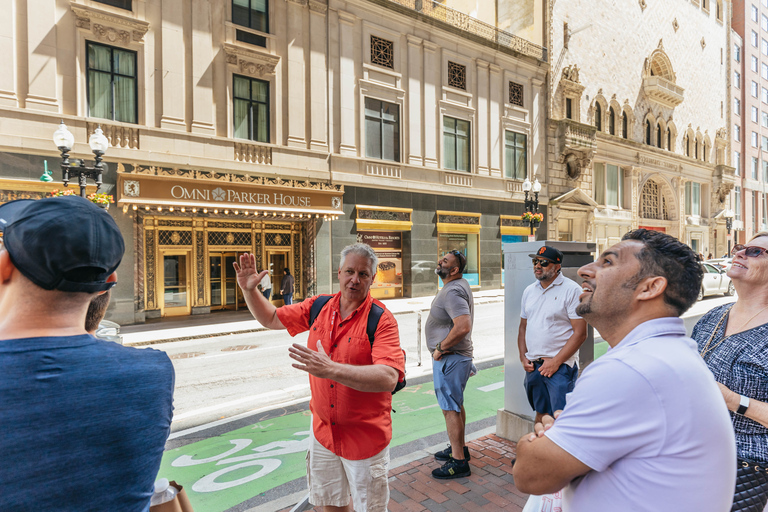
[520,273,583,366]
[261,273,272,290]
[545,317,736,512]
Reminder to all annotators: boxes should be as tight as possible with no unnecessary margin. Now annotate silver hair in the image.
[339,243,378,275]
[750,231,768,242]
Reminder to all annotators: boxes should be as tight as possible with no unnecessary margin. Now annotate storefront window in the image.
[438,233,479,287]
[358,231,403,299]
[501,234,526,286]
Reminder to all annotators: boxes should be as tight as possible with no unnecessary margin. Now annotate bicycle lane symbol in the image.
[171,430,311,493]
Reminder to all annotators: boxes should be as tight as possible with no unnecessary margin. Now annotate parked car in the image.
[698,262,735,300]
[706,257,733,271]
[411,260,436,283]
[94,319,123,344]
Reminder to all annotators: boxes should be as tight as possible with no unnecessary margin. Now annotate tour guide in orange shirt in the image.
[234,243,404,512]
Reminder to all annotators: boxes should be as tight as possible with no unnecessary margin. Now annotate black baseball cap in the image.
[0,196,124,292]
[528,245,564,264]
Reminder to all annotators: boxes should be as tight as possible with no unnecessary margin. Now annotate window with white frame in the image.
[86,42,137,124]
[763,111,768,127]
[764,0,768,9]
[762,87,768,103]
[735,124,740,141]
[364,98,400,162]
[753,157,760,179]
[763,160,768,181]
[735,98,742,114]
[735,44,741,61]
[753,30,760,47]
[504,131,526,180]
[443,116,470,172]
[753,55,760,72]
[763,39,768,56]
[754,81,760,97]
[763,135,768,151]
[752,105,759,122]
[753,6,760,22]
[764,14,768,31]
[763,63,768,80]
[735,186,742,220]
[735,71,742,87]
[735,151,741,176]
[593,162,623,208]
[685,182,701,216]
[753,131,759,147]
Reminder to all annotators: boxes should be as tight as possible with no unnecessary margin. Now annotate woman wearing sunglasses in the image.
[692,232,768,512]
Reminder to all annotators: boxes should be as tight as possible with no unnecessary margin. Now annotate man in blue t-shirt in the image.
[0,196,175,512]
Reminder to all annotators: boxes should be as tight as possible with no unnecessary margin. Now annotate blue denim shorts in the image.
[432,354,473,412]
[523,361,578,416]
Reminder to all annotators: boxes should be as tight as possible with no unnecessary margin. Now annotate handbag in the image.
[522,491,563,512]
[732,459,768,512]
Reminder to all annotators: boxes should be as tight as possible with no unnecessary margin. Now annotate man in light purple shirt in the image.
[513,229,736,511]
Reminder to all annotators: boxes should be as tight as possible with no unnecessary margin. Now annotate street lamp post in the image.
[52,121,110,197]
[522,177,542,241]
[724,208,735,255]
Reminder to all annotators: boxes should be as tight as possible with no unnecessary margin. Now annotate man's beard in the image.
[575,301,591,316]
[535,268,555,281]
[435,266,449,279]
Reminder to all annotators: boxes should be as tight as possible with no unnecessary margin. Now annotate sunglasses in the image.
[532,258,551,267]
[449,250,466,272]
[732,244,768,258]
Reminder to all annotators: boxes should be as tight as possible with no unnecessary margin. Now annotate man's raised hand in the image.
[233,253,268,292]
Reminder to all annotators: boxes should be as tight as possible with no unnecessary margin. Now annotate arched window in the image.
[641,180,671,220]
[657,123,663,148]
[622,112,628,139]
[667,128,671,151]
[684,134,690,156]
[645,120,652,145]
[609,107,616,135]
[703,141,708,162]
[595,103,602,131]
[695,139,699,159]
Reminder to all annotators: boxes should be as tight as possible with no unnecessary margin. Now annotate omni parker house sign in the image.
[116,164,344,215]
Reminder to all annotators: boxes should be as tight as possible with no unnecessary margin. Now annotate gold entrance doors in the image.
[268,250,289,304]
[161,250,191,316]
[209,252,245,310]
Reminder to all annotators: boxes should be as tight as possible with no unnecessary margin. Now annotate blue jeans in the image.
[523,361,578,416]
[283,293,293,305]
[262,289,271,300]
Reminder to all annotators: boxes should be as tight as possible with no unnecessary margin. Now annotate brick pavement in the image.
[278,434,528,512]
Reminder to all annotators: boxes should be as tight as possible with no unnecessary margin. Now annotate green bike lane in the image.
[158,364,506,512]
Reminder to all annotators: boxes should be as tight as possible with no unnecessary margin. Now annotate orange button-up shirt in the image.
[277,293,404,460]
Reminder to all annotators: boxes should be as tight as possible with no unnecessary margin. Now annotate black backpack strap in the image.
[308,295,333,327]
[367,303,384,347]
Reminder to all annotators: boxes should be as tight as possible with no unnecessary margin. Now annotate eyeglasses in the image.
[732,244,768,258]
[532,258,551,267]
[449,250,466,272]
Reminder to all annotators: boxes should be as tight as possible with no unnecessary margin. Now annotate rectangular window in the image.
[565,98,572,119]
[685,182,701,216]
[762,87,768,103]
[735,151,741,176]
[736,186,742,221]
[593,163,605,205]
[753,131,759,147]
[753,30,760,46]
[735,98,742,114]
[438,233,478,287]
[763,160,768,181]
[86,42,137,124]
[753,6,760,22]
[94,0,131,9]
[504,131,527,180]
[762,39,768,56]
[764,14,768,31]
[443,116,471,172]
[753,55,759,72]
[754,81,760,97]
[593,162,623,208]
[233,0,268,46]
[763,112,768,127]
[764,194,767,225]
[763,135,768,151]
[752,105,759,122]
[753,157,760,179]
[763,63,768,80]
[233,75,269,142]
[735,44,741,62]
[364,97,400,162]
[735,71,741,87]
[735,125,740,141]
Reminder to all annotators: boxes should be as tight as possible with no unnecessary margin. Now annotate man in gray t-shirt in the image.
[425,250,475,480]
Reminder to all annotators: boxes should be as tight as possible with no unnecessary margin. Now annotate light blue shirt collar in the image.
[613,317,686,351]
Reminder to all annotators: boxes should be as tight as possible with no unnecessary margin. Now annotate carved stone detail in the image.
[71,4,150,44]
[223,43,280,78]
[93,23,131,44]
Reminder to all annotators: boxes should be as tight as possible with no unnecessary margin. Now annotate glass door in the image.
[162,251,191,316]
[210,254,223,309]
[268,251,288,305]
[210,252,244,310]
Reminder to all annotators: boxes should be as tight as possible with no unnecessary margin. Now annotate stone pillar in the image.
[489,64,502,176]
[0,0,17,106]
[676,177,687,242]
[25,0,58,111]
[407,35,423,165]
[530,77,544,181]
[476,59,490,175]
[423,40,439,168]
[625,166,640,230]
[191,0,214,134]
[286,0,307,148]
[309,1,328,151]
[338,10,357,156]
[161,0,186,130]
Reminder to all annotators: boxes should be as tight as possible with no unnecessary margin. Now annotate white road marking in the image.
[172,384,308,421]
[478,381,504,392]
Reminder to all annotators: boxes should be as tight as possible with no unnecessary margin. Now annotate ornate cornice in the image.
[71,3,149,44]
[223,43,280,77]
[308,0,327,13]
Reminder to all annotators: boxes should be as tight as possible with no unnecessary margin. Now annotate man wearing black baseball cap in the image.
[0,196,175,511]
[518,245,586,423]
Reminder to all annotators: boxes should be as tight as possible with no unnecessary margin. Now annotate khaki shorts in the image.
[306,432,390,511]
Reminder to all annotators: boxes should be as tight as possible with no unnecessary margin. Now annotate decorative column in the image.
[286,0,307,147]
[160,0,186,130]
[407,35,423,165]
[476,59,490,175]
[25,0,58,111]
[625,166,640,230]
[423,40,439,168]
[675,176,687,242]
[338,10,357,156]
[530,77,544,181]
[309,1,328,151]
[0,0,16,106]
[489,64,502,176]
[191,0,214,134]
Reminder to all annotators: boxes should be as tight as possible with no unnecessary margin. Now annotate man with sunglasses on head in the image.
[426,249,475,479]
[518,246,587,423]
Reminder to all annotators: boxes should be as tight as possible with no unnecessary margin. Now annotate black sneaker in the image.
[434,445,471,462]
[432,457,471,479]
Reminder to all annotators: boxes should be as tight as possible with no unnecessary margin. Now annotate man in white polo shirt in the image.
[518,246,587,423]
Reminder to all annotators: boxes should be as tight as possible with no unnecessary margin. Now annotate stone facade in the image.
[545,0,736,257]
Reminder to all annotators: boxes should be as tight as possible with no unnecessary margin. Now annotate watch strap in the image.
[737,395,750,415]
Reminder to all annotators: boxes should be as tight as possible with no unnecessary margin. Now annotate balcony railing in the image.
[375,0,547,62]
[643,76,684,108]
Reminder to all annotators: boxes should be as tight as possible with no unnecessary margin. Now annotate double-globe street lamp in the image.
[723,208,735,255]
[522,177,542,240]
[51,121,110,197]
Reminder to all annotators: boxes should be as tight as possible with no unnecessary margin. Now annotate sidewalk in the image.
[275,434,526,512]
[121,289,506,346]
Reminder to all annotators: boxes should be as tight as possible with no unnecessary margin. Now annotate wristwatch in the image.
[436,342,444,353]
[737,395,750,415]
